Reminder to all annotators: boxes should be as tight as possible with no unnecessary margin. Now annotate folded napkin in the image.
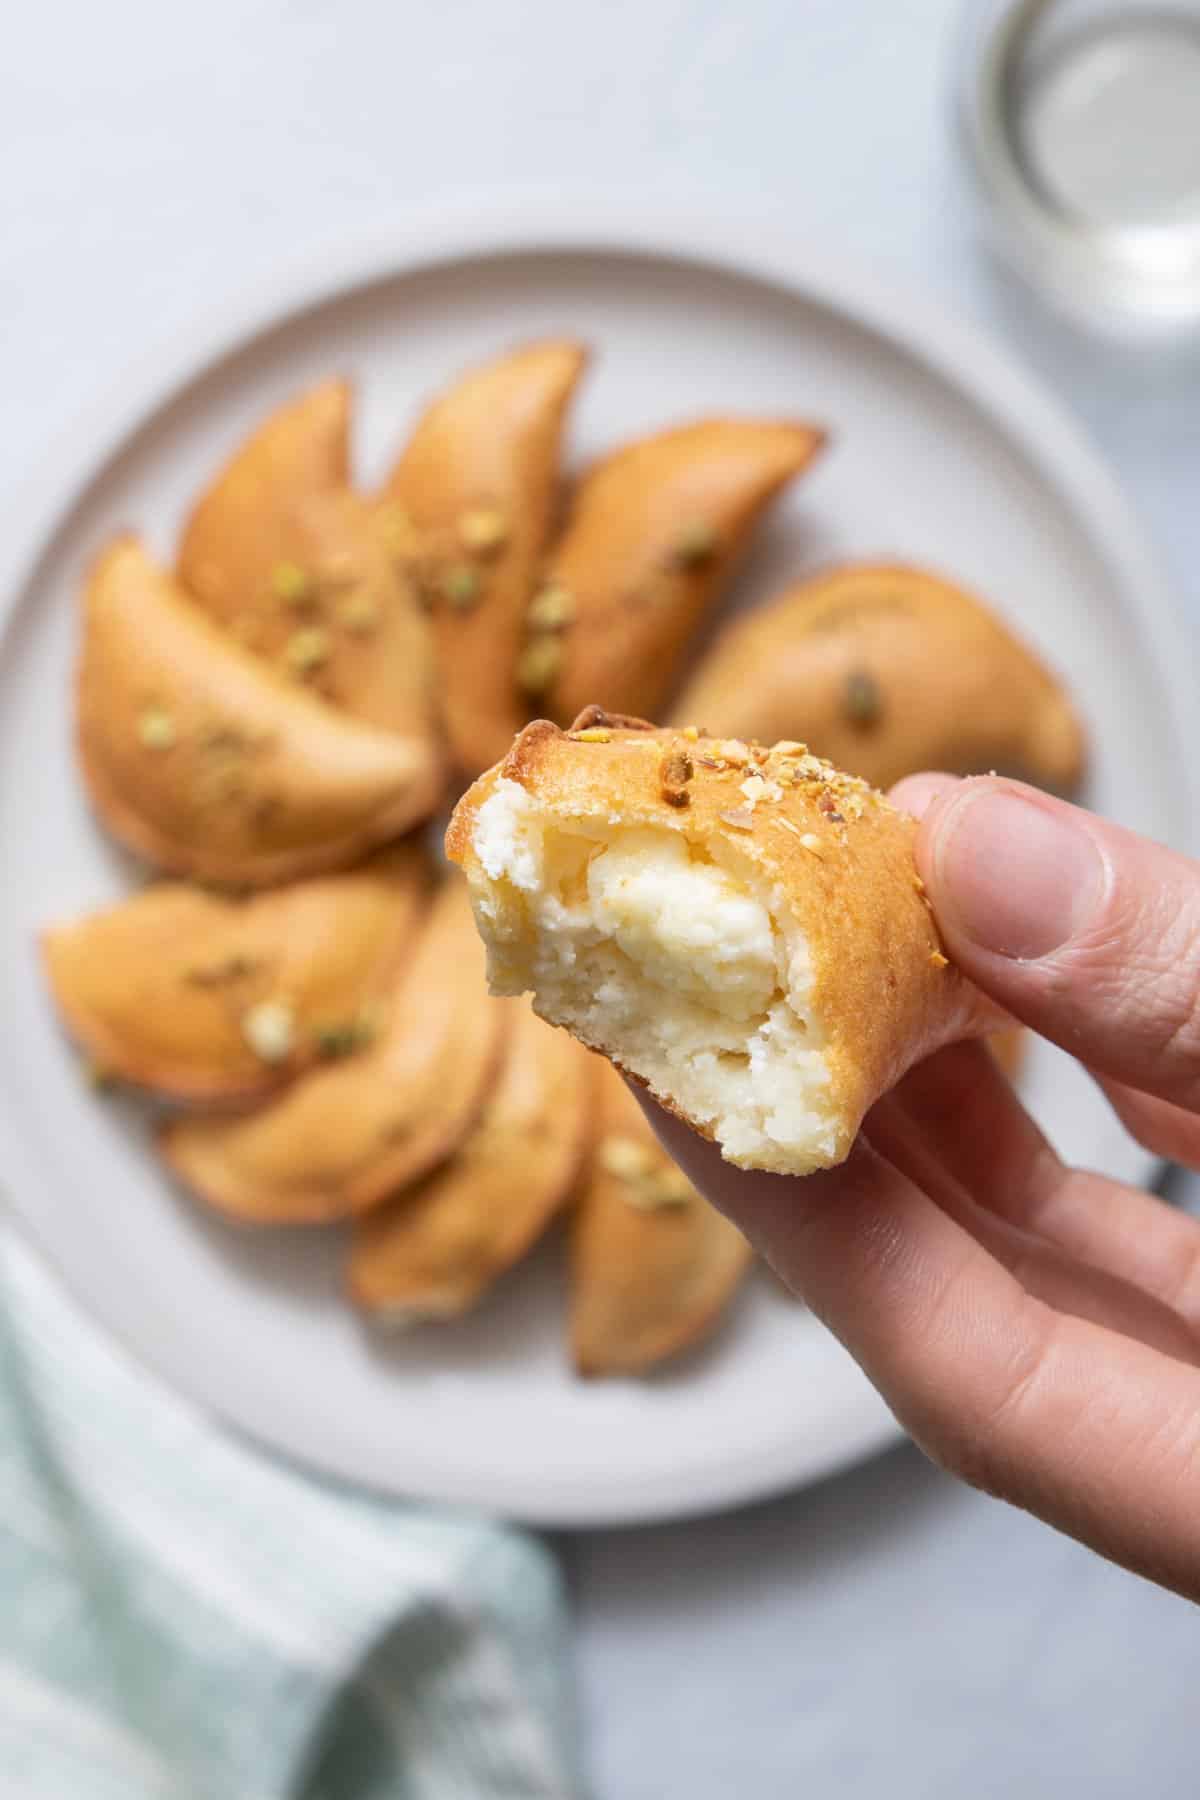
[0,1209,580,1800]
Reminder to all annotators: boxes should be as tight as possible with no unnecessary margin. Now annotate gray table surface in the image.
[6,3,1199,1795]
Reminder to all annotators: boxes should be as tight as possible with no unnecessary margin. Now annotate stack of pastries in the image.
[41,341,1086,1376]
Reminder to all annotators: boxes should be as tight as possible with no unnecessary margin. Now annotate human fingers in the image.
[916,778,1200,1113]
[1093,1073,1200,1172]
[641,1098,1200,1602]
[865,1086,1200,1364]
[893,1041,1200,1330]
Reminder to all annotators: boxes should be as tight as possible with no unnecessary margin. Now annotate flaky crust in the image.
[447,712,995,1170]
[41,844,432,1105]
[77,538,442,886]
[534,419,825,726]
[159,878,506,1223]
[569,1065,752,1376]
[348,1002,594,1320]
[384,339,588,777]
[673,562,1087,793]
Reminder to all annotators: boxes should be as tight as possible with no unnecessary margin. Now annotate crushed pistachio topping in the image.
[336,591,381,635]
[271,561,311,606]
[138,708,177,750]
[517,635,562,695]
[672,520,719,567]
[458,507,509,555]
[844,669,883,726]
[526,584,575,631]
[440,563,480,610]
[314,1015,376,1059]
[660,748,694,808]
[598,1135,655,1180]
[183,953,259,988]
[284,627,331,675]
[572,726,613,743]
[241,999,295,1064]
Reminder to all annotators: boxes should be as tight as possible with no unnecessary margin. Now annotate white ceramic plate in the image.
[0,207,1193,1526]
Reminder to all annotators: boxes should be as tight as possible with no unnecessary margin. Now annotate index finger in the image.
[645,1099,1200,1603]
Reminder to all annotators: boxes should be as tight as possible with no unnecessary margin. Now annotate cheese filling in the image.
[469,778,837,1172]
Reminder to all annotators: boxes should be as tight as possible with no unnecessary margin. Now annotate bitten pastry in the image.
[526,418,825,726]
[447,712,993,1176]
[160,877,505,1223]
[383,339,588,776]
[77,538,442,886]
[42,844,432,1104]
[570,1064,752,1377]
[673,562,1086,793]
[348,1002,593,1323]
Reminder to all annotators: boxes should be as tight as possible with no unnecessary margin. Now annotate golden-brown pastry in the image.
[673,562,1086,793]
[447,712,993,1176]
[570,1066,752,1376]
[525,418,825,726]
[159,877,506,1223]
[77,538,442,886]
[383,339,588,777]
[177,378,350,618]
[348,1002,593,1323]
[190,482,441,746]
[41,844,432,1105]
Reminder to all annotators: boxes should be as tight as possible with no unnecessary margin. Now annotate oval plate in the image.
[0,204,1193,1525]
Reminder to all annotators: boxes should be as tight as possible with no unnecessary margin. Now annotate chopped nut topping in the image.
[284,627,331,675]
[719,806,755,831]
[774,740,811,757]
[800,833,823,855]
[672,520,719,567]
[138,708,177,750]
[241,999,295,1064]
[336,591,381,635]
[740,774,767,804]
[458,507,509,555]
[184,953,258,988]
[526,584,575,631]
[440,564,480,610]
[681,724,701,741]
[572,726,613,743]
[271,561,311,606]
[844,669,883,727]
[930,949,949,969]
[598,1134,656,1180]
[660,748,694,807]
[717,740,751,767]
[314,1016,375,1059]
[517,635,562,695]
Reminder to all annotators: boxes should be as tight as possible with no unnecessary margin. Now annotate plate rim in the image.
[1,194,1194,1527]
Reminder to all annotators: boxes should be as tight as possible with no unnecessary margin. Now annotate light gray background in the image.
[5,3,1199,1796]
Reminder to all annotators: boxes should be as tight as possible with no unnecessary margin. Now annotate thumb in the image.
[915,776,1200,1111]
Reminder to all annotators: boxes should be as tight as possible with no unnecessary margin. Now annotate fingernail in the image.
[930,785,1106,961]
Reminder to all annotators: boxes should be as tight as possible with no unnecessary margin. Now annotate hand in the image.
[646,775,1200,1603]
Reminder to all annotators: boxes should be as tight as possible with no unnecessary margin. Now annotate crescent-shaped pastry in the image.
[383,339,588,777]
[569,1065,752,1377]
[447,711,994,1177]
[41,844,432,1104]
[177,377,350,617]
[77,538,442,886]
[526,418,825,727]
[673,562,1086,793]
[348,1002,593,1323]
[159,877,506,1223]
[180,391,440,746]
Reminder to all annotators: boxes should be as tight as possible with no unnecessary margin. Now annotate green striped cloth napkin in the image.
[0,1212,580,1799]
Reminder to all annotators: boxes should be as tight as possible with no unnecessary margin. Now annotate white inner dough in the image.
[470,778,837,1172]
